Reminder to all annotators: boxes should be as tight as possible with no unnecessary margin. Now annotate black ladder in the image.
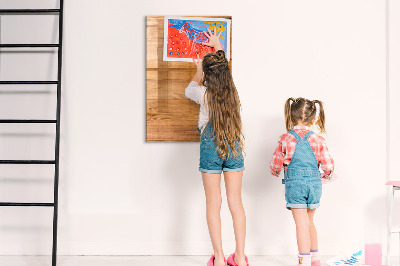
[0,2,63,266]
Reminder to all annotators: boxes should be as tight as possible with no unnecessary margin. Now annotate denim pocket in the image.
[312,182,322,201]
[285,181,303,203]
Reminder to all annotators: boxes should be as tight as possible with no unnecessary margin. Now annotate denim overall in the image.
[198,124,244,174]
[283,130,322,210]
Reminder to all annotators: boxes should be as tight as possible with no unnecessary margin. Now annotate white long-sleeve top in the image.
[185,81,209,133]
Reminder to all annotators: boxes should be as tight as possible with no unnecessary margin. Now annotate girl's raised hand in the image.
[202,28,223,51]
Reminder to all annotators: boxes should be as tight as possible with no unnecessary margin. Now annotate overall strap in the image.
[288,130,301,141]
[303,130,314,140]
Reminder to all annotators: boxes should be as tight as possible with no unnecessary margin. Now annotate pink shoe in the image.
[207,254,227,266]
[311,260,320,266]
[227,253,249,266]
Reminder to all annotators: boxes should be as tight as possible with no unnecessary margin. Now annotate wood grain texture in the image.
[146,16,232,142]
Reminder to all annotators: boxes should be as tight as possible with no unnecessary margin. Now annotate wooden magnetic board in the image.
[146,16,232,142]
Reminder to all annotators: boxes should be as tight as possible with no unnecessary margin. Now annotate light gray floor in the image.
[0,255,331,266]
[0,255,398,266]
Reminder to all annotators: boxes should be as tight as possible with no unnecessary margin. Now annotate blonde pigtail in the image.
[313,100,326,133]
[285,98,295,131]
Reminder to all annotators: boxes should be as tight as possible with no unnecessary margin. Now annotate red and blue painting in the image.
[163,16,231,62]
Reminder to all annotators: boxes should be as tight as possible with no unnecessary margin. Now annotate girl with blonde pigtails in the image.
[270,98,335,266]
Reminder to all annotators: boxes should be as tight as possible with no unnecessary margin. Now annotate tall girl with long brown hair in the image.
[270,98,335,266]
[185,28,248,266]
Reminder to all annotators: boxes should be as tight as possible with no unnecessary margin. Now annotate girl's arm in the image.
[192,54,203,84]
[319,139,335,179]
[270,136,286,176]
[191,27,224,83]
[202,28,223,51]
[186,27,223,102]
[185,55,206,104]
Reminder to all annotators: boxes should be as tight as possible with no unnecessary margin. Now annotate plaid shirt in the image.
[270,126,334,179]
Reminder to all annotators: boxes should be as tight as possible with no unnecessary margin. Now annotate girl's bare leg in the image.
[224,171,247,266]
[202,172,225,266]
[291,208,311,254]
[307,209,318,251]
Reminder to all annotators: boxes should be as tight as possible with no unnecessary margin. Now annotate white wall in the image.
[388,0,400,258]
[0,0,389,257]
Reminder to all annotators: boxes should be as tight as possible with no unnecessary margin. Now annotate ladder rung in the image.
[0,44,59,48]
[0,9,60,14]
[0,202,54,207]
[0,81,58,84]
[0,119,56,123]
[0,160,55,164]
[391,229,400,233]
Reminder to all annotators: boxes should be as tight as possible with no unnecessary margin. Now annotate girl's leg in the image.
[202,172,225,266]
[224,171,247,266]
[307,209,320,266]
[307,209,318,251]
[291,208,311,254]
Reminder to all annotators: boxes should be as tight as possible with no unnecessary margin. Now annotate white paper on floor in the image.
[326,249,364,266]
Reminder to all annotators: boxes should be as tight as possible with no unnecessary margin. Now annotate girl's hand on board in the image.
[202,28,223,51]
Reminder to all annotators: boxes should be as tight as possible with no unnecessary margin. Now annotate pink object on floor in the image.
[386,181,400,187]
[227,253,249,266]
[321,173,338,184]
[365,243,382,266]
[207,254,227,266]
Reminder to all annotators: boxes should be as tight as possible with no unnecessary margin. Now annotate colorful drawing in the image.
[163,16,231,62]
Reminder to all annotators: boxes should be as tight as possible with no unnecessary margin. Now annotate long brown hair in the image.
[202,50,244,158]
[284,97,326,133]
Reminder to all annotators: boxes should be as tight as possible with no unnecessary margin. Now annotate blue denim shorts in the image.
[284,178,322,209]
[199,126,244,174]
